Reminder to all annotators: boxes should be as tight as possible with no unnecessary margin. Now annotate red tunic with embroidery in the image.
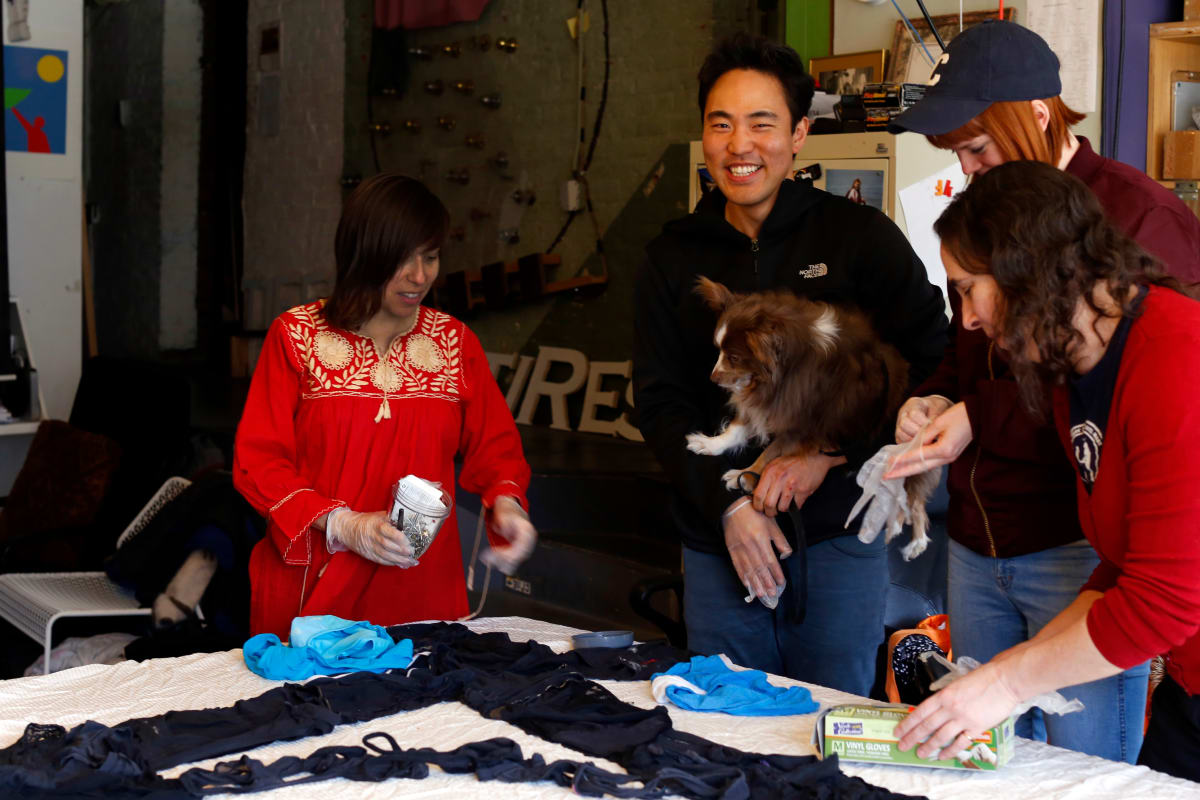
[233,301,530,638]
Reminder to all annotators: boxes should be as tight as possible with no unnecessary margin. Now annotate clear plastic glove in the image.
[724,498,791,607]
[845,441,916,545]
[927,653,1085,718]
[480,495,537,575]
[326,507,417,568]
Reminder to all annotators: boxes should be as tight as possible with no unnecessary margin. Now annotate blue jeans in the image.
[682,534,888,696]
[948,538,1149,763]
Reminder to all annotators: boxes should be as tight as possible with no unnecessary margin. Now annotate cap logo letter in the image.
[927,52,951,87]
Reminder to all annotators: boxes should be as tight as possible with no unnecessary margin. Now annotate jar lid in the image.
[394,475,450,517]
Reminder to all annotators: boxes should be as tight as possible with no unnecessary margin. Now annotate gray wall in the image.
[87,0,165,358]
[241,0,346,328]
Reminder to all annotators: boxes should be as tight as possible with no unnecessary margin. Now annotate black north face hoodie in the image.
[633,178,948,555]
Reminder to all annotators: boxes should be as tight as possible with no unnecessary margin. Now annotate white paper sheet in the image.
[1027,0,1100,113]
[898,162,963,304]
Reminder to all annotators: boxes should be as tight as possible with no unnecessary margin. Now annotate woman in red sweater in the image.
[233,174,536,637]
[887,161,1200,781]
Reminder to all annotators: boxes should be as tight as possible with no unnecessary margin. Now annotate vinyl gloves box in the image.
[813,704,1014,771]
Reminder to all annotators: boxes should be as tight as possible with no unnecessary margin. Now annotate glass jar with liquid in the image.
[1174,180,1200,222]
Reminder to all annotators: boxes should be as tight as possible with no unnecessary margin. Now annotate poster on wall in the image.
[4,44,70,177]
[827,169,884,211]
[897,162,963,302]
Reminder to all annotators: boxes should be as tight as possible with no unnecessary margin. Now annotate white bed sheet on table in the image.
[0,615,1195,800]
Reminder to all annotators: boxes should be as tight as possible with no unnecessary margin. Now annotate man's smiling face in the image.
[701,68,807,230]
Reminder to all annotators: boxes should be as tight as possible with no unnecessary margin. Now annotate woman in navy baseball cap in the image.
[888,19,1200,765]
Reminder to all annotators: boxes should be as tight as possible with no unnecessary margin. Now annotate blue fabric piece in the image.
[243,615,414,680]
[652,655,819,716]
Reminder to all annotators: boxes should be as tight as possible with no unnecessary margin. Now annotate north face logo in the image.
[799,263,828,278]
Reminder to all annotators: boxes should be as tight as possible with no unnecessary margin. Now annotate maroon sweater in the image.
[1053,288,1200,695]
[917,138,1200,558]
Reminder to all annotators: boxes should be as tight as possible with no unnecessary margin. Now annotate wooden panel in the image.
[1146,37,1200,179]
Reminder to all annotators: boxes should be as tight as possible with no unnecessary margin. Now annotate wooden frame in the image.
[886,8,1016,84]
[1147,21,1200,182]
[808,50,887,96]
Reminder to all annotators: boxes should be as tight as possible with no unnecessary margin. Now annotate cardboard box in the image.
[1164,131,1200,179]
[814,703,1014,771]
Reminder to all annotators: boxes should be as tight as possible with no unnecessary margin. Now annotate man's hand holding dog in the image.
[723,499,791,601]
[886,399,973,480]
[752,452,846,517]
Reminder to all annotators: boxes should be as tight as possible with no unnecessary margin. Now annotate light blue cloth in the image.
[651,655,818,716]
[243,615,414,680]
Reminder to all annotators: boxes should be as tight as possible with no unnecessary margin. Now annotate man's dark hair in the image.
[697,33,815,126]
[324,173,449,331]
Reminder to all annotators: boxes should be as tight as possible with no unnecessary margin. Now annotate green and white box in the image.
[814,703,1013,771]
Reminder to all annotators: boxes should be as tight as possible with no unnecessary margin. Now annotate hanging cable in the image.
[889,0,936,67]
[573,0,587,172]
[548,0,610,262]
[914,0,946,52]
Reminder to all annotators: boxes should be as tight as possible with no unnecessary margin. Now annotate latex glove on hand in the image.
[724,498,790,609]
[480,495,537,575]
[326,507,417,568]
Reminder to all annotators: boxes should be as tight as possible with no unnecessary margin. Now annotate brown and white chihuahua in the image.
[685,276,938,559]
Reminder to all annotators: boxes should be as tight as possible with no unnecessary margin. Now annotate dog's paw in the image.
[721,469,743,491]
[686,432,717,455]
[722,469,758,492]
[901,535,929,561]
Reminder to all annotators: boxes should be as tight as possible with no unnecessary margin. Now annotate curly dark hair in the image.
[697,33,815,127]
[934,160,1190,411]
[324,173,449,331]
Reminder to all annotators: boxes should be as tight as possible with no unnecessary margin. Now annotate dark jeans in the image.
[683,533,888,696]
[1139,674,1200,783]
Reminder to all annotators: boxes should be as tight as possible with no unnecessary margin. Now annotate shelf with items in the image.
[1146,21,1200,181]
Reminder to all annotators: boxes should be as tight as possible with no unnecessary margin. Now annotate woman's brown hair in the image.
[323,174,449,331]
[928,97,1085,165]
[934,160,1185,411]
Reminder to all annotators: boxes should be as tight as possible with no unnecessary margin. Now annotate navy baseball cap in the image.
[888,20,1062,135]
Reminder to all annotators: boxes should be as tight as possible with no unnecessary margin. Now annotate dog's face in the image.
[695,277,781,397]
[695,276,840,399]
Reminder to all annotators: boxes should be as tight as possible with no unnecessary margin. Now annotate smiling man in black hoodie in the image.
[632,34,947,695]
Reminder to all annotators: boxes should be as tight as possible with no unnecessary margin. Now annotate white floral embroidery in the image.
[282,302,462,402]
[314,330,352,370]
[371,361,402,393]
[406,333,447,373]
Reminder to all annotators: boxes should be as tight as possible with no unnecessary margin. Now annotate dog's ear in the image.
[694,276,735,312]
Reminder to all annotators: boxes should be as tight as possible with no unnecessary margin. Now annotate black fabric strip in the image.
[0,622,926,800]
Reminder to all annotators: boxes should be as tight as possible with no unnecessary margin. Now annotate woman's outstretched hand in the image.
[481,495,537,575]
[886,401,973,480]
[326,508,418,568]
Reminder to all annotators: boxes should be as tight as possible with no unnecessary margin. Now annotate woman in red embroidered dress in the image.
[233,174,536,638]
